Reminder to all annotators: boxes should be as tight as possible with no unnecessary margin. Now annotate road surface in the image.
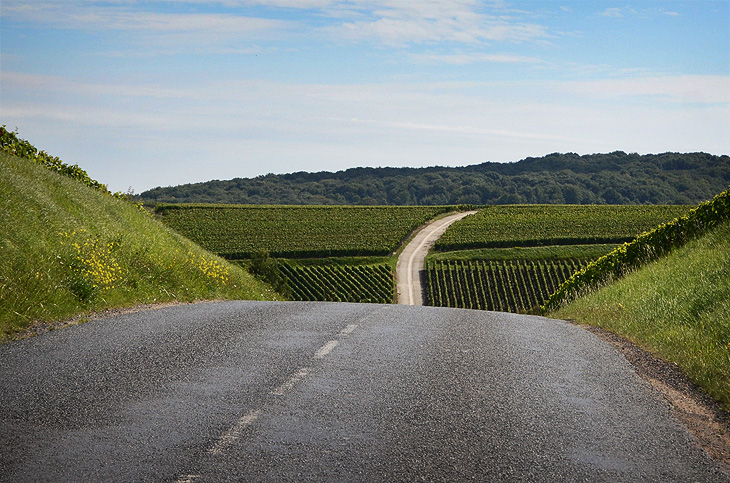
[396,211,477,305]
[1,301,726,481]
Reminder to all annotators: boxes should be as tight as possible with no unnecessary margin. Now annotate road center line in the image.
[176,475,200,483]
[209,408,262,456]
[271,367,312,396]
[314,340,339,359]
[208,325,356,459]
[339,324,358,335]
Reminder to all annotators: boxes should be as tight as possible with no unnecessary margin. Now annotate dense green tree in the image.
[140,152,730,206]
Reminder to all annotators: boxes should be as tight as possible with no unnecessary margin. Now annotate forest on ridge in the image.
[139,151,730,206]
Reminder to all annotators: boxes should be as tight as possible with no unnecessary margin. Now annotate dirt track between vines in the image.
[396,210,477,305]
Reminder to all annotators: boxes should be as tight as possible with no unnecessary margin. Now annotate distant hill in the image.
[140,151,730,205]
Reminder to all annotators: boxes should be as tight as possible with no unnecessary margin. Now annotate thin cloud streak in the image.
[559,75,730,104]
[2,0,551,52]
[410,52,544,64]
[6,70,726,106]
[322,1,550,46]
[2,2,288,32]
[344,117,601,145]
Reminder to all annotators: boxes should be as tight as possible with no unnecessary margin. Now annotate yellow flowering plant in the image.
[186,250,229,287]
[59,229,122,301]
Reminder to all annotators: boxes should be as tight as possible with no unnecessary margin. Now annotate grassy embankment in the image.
[547,189,730,409]
[0,149,280,341]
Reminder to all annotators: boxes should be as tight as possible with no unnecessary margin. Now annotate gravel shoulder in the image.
[571,321,730,469]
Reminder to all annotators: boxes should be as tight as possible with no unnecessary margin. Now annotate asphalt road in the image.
[1,301,727,482]
[396,211,477,305]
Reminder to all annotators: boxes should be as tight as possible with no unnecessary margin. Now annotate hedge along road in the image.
[0,301,727,481]
[397,210,478,305]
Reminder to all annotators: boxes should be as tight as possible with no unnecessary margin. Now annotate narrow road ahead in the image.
[396,210,477,305]
[0,301,726,481]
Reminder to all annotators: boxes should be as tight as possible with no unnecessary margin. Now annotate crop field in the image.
[279,263,394,303]
[426,259,587,313]
[155,204,452,258]
[426,204,691,313]
[427,244,617,262]
[433,205,691,251]
[155,203,692,310]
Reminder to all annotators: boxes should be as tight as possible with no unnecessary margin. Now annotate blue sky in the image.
[1,0,729,193]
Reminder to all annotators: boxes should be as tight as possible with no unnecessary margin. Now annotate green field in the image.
[434,204,691,251]
[154,203,697,309]
[427,244,617,262]
[154,203,694,310]
[155,204,454,258]
[426,258,587,313]
[425,204,689,313]
[279,263,394,303]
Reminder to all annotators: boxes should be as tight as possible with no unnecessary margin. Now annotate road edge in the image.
[572,321,730,472]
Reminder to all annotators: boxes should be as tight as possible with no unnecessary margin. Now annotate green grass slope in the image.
[553,220,730,409]
[0,150,280,340]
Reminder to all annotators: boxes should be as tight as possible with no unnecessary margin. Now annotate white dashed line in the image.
[339,324,358,335]
[271,367,312,396]
[207,324,358,459]
[314,340,339,359]
[209,409,262,456]
[176,475,200,483]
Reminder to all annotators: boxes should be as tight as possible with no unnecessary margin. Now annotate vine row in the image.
[425,259,586,313]
[279,263,395,304]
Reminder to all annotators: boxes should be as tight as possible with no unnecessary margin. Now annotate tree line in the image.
[139,151,730,205]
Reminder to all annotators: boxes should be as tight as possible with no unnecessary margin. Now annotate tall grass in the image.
[0,151,280,340]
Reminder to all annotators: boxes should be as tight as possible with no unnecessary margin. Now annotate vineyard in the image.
[426,259,586,313]
[424,204,691,313]
[154,203,696,309]
[279,263,394,303]
[433,205,691,251]
[155,204,453,258]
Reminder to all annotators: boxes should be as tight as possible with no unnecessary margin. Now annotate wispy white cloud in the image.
[345,117,599,145]
[1,0,294,53]
[163,0,335,7]
[0,71,198,99]
[2,0,551,53]
[6,70,727,138]
[3,3,288,32]
[599,5,681,19]
[322,1,549,45]
[559,75,730,104]
[600,7,624,18]
[410,52,543,65]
